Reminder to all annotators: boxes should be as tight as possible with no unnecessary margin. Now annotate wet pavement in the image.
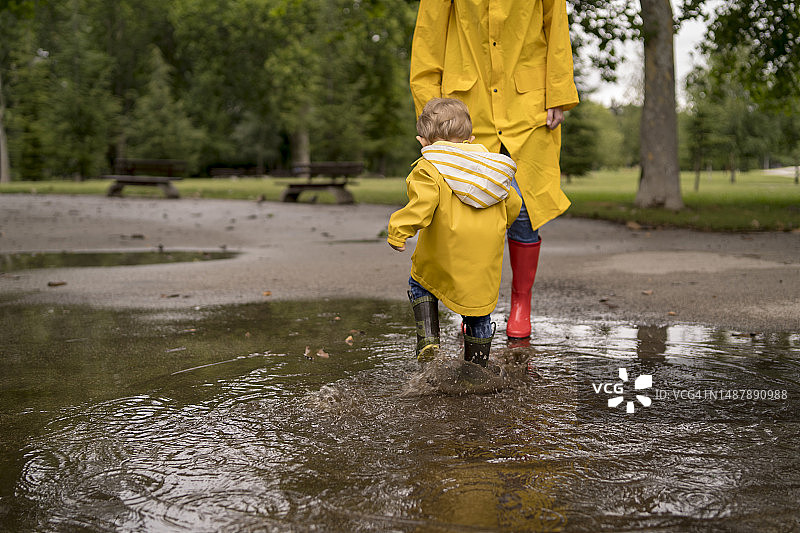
[1,299,798,532]
[1,195,798,331]
[1,194,799,530]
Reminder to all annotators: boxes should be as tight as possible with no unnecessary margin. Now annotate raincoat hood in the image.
[420,141,516,208]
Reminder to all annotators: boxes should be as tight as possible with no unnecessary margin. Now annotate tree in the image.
[125,46,205,171]
[570,0,687,209]
[0,69,10,182]
[5,40,56,180]
[611,103,641,168]
[702,1,800,103]
[47,1,120,179]
[684,48,784,185]
[561,100,599,179]
[0,1,37,183]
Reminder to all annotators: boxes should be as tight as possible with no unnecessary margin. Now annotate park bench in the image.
[104,159,186,199]
[280,161,364,204]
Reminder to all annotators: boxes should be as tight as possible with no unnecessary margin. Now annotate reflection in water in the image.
[636,325,667,361]
[0,301,799,531]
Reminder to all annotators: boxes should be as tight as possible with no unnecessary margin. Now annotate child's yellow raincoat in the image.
[388,141,522,316]
[410,0,579,230]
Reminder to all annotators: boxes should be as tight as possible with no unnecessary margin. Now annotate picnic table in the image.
[280,161,364,204]
[104,159,186,199]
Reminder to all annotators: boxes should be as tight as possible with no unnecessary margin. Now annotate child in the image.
[387,97,521,367]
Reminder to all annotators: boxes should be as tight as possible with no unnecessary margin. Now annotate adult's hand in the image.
[546,106,565,130]
[389,242,406,252]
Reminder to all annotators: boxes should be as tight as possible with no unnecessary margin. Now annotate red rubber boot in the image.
[506,239,541,339]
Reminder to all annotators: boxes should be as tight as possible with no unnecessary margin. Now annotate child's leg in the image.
[407,277,440,362]
[462,314,494,367]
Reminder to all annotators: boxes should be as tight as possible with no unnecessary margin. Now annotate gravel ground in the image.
[1,194,798,332]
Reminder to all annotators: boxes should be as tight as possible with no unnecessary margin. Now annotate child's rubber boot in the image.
[408,291,440,363]
[464,333,492,367]
[507,238,541,339]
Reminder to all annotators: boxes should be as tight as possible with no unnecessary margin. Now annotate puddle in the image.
[0,250,239,271]
[0,300,798,531]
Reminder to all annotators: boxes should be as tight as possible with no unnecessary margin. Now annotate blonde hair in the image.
[416,97,472,142]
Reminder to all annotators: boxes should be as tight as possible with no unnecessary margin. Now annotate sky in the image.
[584,1,719,108]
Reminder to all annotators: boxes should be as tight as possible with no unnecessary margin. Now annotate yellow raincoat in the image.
[410,0,579,229]
[388,142,522,316]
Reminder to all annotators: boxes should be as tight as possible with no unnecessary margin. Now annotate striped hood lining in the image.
[421,142,516,208]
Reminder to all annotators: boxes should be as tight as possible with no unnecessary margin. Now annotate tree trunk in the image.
[291,104,311,178]
[635,0,682,210]
[693,159,700,192]
[729,152,736,183]
[0,70,10,183]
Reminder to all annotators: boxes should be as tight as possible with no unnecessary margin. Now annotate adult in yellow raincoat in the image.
[410,0,580,339]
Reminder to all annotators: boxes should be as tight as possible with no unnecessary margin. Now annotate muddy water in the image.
[1,301,798,532]
[0,250,237,271]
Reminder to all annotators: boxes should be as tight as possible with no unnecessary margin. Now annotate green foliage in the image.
[45,7,120,179]
[683,49,793,181]
[561,101,599,177]
[2,0,420,181]
[703,1,800,102]
[125,46,206,171]
[610,104,640,167]
[5,47,52,180]
[2,0,795,183]
[6,7,119,180]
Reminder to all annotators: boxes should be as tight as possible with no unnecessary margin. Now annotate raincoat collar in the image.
[421,141,516,208]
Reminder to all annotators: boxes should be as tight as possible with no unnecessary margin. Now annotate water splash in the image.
[2,300,799,531]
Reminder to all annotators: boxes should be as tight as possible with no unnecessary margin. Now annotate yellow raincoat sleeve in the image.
[505,187,523,228]
[543,0,580,111]
[387,162,440,248]
[409,0,451,117]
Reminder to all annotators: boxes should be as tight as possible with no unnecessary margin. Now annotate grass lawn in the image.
[1,167,798,232]
[562,167,800,232]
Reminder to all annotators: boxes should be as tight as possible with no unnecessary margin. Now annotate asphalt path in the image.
[1,194,798,332]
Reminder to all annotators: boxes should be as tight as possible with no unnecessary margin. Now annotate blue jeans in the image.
[502,145,540,244]
[408,277,494,339]
[507,178,540,243]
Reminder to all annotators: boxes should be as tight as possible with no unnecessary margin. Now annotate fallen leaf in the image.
[626,221,642,231]
[667,311,678,316]
[245,332,251,338]
[349,329,366,336]
[316,348,330,358]
[161,293,181,298]
[333,316,341,321]
[641,290,653,295]
[131,233,145,239]
[47,281,67,287]
[345,335,354,345]
[262,291,272,297]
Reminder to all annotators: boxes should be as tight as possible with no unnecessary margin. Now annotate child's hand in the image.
[389,242,406,252]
